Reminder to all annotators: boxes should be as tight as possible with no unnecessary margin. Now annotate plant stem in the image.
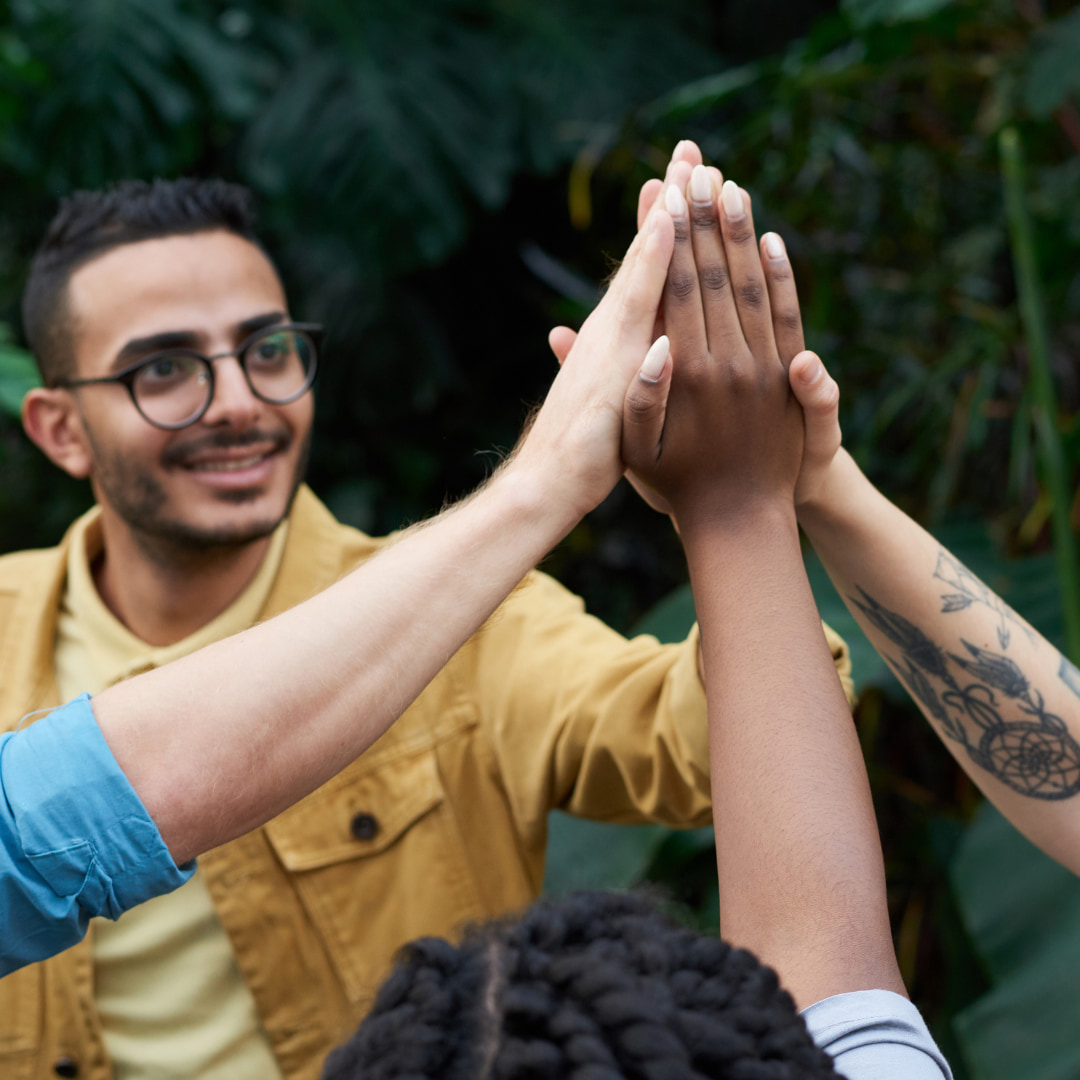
[999,125,1080,662]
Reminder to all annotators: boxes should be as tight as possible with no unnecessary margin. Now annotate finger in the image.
[760,232,805,368]
[667,139,704,173]
[610,207,676,355]
[719,180,778,366]
[637,178,663,231]
[661,161,709,370]
[789,350,841,458]
[687,163,740,356]
[548,326,578,367]
[622,335,672,473]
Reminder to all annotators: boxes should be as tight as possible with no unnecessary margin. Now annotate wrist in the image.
[677,498,799,561]
[795,448,862,540]
[487,458,586,552]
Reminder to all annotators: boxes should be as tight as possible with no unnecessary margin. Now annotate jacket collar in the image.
[0,484,362,730]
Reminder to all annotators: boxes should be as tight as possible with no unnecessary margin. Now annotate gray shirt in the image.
[803,989,953,1079]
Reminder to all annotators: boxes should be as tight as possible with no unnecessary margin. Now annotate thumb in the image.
[637,178,663,231]
[622,335,672,474]
[548,325,577,366]
[789,350,841,457]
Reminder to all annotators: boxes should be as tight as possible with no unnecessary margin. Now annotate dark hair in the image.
[22,177,263,386]
[324,892,839,1080]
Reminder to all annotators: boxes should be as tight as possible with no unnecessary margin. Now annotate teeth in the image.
[189,454,266,472]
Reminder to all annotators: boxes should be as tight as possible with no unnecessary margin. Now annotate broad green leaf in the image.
[631,582,695,644]
[842,0,953,30]
[0,332,39,418]
[542,811,666,895]
[1025,10,1080,118]
[950,802,1080,1079]
[803,548,893,695]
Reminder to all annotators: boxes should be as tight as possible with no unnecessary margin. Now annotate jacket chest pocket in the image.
[264,746,484,1006]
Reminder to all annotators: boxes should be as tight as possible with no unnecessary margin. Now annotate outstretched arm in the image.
[787,355,1080,876]
[98,201,675,864]
[0,200,675,973]
[620,164,904,1010]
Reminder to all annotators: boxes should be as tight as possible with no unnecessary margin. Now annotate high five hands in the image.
[550,140,845,526]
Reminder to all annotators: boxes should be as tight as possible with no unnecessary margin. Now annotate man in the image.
[0,166,851,1080]
[2,186,677,974]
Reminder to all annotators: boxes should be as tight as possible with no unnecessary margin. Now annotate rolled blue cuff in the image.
[0,694,193,973]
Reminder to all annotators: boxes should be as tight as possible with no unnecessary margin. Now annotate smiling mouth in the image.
[187,452,273,473]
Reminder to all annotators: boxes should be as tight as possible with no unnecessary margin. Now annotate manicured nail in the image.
[721,180,745,222]
[664,183,687,219]
[639,335,670,383]
[689,164,712,204]
[800,357,822,384]
[763,232,786,260]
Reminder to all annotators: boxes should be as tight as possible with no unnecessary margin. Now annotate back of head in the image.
[324,891,839,1080]
[22,177,261,386]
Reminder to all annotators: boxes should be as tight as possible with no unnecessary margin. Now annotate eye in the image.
[133,354,202,393]
[248,334,290,368]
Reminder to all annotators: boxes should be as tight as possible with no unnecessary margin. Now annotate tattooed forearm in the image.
[933,549,1035,650]
[850,586,1080,800]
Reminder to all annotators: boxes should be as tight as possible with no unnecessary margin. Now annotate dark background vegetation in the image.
[1,1,1079,1076]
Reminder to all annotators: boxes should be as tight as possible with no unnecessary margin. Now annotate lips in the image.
[186,450,275,472]
[164,430,290,471]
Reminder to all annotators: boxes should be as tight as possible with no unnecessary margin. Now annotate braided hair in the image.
[323,891,839,1079]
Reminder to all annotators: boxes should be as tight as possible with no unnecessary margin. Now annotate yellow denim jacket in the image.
[0,486,854,1080]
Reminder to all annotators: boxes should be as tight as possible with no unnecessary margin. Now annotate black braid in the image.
[321,935,497,1079]
[324,892,840,1080]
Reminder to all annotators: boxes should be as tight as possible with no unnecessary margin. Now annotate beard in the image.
[84,424,312,565]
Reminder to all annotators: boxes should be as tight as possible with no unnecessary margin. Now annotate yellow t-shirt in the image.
[54,514,290,1080]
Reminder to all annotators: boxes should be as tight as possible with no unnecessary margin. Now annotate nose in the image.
[199,355,262,429]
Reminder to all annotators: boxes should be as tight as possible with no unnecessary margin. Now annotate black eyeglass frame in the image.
[55,321,323,431]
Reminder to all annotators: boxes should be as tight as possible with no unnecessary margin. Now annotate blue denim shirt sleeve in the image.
[0,694,194,976]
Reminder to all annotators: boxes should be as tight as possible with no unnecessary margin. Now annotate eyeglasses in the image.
[56,322,322,430]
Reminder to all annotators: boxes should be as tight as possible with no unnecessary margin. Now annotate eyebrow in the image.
[111,311,288,371]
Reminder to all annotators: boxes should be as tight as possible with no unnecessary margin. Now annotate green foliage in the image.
[841,0,954,30]
[1,1,1079,1071]
[0,324,37,417]
[951,803,1080,1079]
[1025,9,1080,117]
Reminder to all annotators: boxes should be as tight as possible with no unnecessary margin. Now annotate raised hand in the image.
[514,199,675,522]
[620,167,803,537]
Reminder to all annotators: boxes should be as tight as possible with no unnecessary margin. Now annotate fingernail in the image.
[673,139,689,157]
[664,183,687,219]
[763,232,786,260]
[639,335,670,383]
[801,357,822,384]
[721,180,745,222]
[689,164,712,204]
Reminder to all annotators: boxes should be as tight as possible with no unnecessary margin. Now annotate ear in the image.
[22,388,94,479]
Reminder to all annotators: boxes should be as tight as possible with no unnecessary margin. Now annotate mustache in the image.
[162,429,291,467]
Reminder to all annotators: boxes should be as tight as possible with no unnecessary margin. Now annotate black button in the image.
[54,1058,79,1078]
[350,812,379,842]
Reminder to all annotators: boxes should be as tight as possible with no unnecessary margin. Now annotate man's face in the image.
[65,230,314,554]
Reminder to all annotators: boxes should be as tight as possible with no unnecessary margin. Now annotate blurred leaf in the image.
[950,802,1080,1079]
[804,547,894,695]
[638,63,760,127]
[1024,10,1080,118]
[630,581,695,643]
[542,811,666,895]
[841,0,953,30]
[0,327,38,418]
